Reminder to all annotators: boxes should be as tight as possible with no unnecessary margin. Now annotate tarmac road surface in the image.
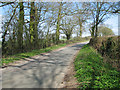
[2,41,88,88]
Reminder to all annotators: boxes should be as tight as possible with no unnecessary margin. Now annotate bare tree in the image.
[60,17,76,40]
[87,2,119,37]
[74,2,90,37]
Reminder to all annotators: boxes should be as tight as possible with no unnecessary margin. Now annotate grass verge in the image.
[74,44,120,88]
[2,43,67,65]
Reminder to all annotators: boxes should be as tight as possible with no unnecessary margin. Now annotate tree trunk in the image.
[79,22,82,37]
[91,26,95,37]
[17,2,24,52]
[30,2,35,49]
[66,34,70,40]
[30,2,39,49]
[33,6,39,49]
[46,24,50,47]
[95,24,98,37]
[25,25,31,51]
[56,2,62,44]
[77,32,79,37]
[95,2,99,37]
[12,28,16,54]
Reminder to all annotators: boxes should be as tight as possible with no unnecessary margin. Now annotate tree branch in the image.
[0,2,14,7]
[2,4,18,43]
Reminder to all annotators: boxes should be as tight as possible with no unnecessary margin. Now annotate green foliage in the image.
[74,45,120,89]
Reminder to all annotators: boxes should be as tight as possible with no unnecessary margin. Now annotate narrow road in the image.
[2,42,88,88]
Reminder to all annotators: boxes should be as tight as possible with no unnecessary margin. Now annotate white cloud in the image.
[104,15,118,35]
[112,27,118,35]
[82,32,91,37]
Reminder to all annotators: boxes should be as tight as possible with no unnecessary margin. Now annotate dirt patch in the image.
[60,51,80,88]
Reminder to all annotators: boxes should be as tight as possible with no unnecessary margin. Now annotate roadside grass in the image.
[2,43,67,65]
[2,38,90,66]
[74,44,120,88]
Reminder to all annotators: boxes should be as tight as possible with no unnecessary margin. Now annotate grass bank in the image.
[2,43,67,65]
[74,44,120,88]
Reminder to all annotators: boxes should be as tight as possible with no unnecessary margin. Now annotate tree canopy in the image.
[0,1,119,55]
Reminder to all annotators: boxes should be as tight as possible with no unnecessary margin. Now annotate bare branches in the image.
[86,2,118,37]
[0,2,14,7]
[112,9,120,13]
[2,4,18,45]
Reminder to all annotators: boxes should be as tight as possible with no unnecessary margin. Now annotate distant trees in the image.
[61,17,76,40]
[98,26,115,36]
[75,3,89,37]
